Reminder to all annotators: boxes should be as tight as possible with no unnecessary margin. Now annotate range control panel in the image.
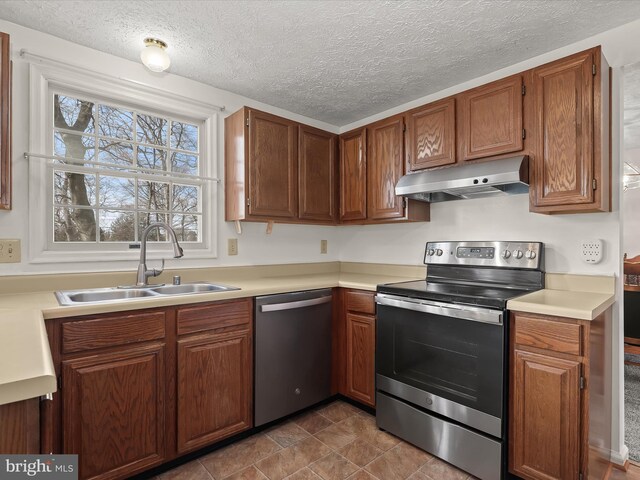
[424,241,543,270]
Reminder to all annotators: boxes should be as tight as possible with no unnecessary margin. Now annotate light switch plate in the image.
[581,239,603,264]
[228,238,238,256]
[0,239,21,263]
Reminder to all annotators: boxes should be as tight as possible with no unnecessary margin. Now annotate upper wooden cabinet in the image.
[339,127,367,222]
[458,74,524,161]
[298,124,337,223]
[0,32,11,210]
[247,108,298,219]
[367,115,406,220]
[405,97,456,170]
[225,107,337,224]
[529,47,610,213]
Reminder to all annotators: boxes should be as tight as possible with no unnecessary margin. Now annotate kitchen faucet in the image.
[135,222,184,287]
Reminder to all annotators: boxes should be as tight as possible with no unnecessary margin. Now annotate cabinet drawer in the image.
[177,298,252,336]
[514,314,582,356]
[345,290,375,315]
[62,311,165,354]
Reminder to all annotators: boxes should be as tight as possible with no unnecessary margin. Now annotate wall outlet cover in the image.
[228,238,238,256]
[320,239,328,254]
[581,239,603,264]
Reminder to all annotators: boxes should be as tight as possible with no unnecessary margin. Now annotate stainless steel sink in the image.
[55,282,240,306]
[150,283,239,295]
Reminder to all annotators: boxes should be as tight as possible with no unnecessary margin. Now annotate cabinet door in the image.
[458,75,523,161]
[346,313,375,407]
[510,350,581,480]
[531,50,594,208]
[339,128,367,222]
[299,125,337,223]
[247,108,298,218]
[62,344,166,480]
[406,97,456,170]
[177,329,252,453]
[0,32,10,210]
[367,115,405,220]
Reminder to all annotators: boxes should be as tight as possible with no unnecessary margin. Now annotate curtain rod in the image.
[19,49,226,113]
[24,152,220,183]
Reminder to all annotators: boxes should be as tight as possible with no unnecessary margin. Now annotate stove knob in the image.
[525,250,537,259]
[427,249,435,256]
[501,250,511,259]
[435,249,443,256]
[514,249,524,259]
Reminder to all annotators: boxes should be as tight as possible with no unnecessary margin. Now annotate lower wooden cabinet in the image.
[336,289,376,407]
[45,299,254,480]
[177,328,252,453]
[62,343,167,480]
[509,310,611,480]
[0,398,40,453]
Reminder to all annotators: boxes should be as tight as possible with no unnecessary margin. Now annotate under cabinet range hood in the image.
[396,155,530,203]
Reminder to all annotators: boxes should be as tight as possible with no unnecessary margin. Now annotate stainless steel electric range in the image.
[375,241,544,480]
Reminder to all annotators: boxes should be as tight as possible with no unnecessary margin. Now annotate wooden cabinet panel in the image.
[62,310,165,353]
[514,314,582,356]
[345,290,375,315]
[177,329,252,453]
[530,48,607,212]
[339,127,367,222]
[345,312,375,407]
[406,97,456,170]
[367,115,405,220]
[0,398,40,453]
[62,343,166,480]
[247,108,298,218]
[298,125,337,222]
[177,298,252,336]
[458,75,523,161]
[0,32,10,210]
[510,350,581,480]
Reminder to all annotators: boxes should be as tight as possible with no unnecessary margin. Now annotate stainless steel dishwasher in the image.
[254,288,332,426]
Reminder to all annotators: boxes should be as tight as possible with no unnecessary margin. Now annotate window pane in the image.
[138,180,169,211]
[99,210,135,242]
[54,207,96,242]
[54,131,95,161]
[136,114,167,146]
[171,121,198,152]
[99,105,133,140]
[139,212,168,241]
[54,95,95,133]
[98,139,134,166]
[54,171,96,206]
[172,184,199,212]
[99,176,134,208]
[137,146,167,171]
[172,214,199,242]
[170,152,198,175]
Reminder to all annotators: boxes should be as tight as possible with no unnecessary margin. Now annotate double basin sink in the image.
[56,282,240,306]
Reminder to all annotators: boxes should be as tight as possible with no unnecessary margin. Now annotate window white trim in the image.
[28,62,218,264]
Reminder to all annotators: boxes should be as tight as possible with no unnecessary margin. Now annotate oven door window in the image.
[376,304,503,418]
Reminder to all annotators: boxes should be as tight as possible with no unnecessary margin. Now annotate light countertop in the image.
[507,289,615,321]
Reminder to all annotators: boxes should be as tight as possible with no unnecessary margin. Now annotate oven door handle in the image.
[375,294,502,325]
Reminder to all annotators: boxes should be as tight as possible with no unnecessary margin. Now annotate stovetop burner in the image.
[378,241,545,310]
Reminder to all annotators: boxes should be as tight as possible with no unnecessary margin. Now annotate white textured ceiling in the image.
[2,1,640,126]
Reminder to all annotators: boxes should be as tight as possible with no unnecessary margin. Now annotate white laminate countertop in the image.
[0,309,56,405]
[507,289,616,321]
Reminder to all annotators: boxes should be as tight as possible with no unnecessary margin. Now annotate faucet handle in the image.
[150,258,165,278]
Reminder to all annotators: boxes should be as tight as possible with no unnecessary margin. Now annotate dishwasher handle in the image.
[260,295,332,313]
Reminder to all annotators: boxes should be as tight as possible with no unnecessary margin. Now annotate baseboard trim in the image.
[610,445,630,468]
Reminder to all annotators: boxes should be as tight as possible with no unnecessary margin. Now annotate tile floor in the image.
[157,400,476,480]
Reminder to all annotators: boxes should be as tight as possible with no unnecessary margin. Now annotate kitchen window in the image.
[52,93,203,245]
[28,61,218,263]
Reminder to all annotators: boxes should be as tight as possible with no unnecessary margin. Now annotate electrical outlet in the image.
[320,239,328,254]
[581,239,603,264]
[0,239,21,263]
[228,238,238,256]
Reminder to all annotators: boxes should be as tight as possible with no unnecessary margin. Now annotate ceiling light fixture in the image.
[140,37,170,72]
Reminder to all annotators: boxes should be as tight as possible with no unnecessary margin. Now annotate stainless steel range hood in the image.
[395,155,529,203]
